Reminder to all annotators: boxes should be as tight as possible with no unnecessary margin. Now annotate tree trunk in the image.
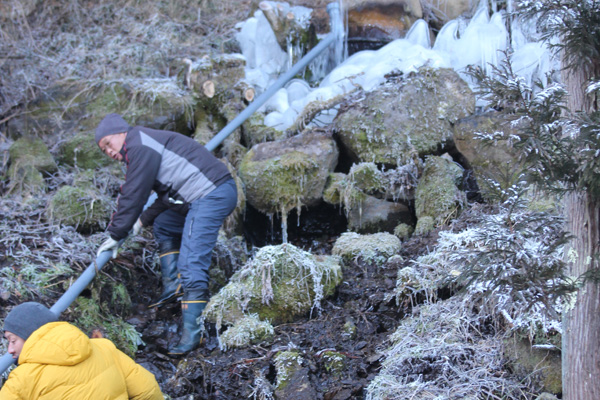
[562,58,600,399]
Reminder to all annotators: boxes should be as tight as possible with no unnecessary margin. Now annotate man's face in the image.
[4,331,25,359]
[98,132,127,161]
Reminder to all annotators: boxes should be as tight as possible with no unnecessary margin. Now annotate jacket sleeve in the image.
[111,346,163,400]
[0,367,29,400]
[108,143,161,241]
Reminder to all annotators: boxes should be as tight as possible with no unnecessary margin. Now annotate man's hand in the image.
[132,218,143,236]
[97,237,120,259]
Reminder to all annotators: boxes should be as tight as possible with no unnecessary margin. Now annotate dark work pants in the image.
[153,178,237,298]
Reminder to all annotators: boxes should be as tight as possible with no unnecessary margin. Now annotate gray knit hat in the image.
[95,113,131,144]
[3,302,58,341]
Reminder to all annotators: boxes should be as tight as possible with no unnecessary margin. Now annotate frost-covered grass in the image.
[366,297,538,399]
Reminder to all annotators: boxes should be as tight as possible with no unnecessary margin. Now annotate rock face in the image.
[414,155,466,233]
[453,112,524,202]
[204,243,343,327]
[238,130,338,216]
[334,67,475,167]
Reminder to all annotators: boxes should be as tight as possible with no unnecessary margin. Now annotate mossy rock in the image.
[394,223,414,241]
[219,314,274,351]
[273,349,317,399]
[414,155,466,226]
[274,350,304,391]
[238,130,338,215]
[9,137,57,175]
[7,163,46,196]
[334,67,475,167]
[414,215,435,236]
[321,351,347,378]
[453,112,525,203]
[58,132,113,169]
[348,162,384,193]
[332,231,401,266]
[46,184,112,232]
[242,113,287,148]
[322,172,366,209]
[204,243,343,327]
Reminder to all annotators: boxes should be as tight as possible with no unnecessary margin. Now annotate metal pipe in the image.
[206,2,342,151]
[0,249,118,374]
[1,1,343,378]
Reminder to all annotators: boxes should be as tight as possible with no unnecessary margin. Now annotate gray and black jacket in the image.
[108,126,232,240]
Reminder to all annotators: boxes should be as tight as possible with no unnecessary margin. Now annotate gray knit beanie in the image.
[3,302,58,341]
[95,113,131,144]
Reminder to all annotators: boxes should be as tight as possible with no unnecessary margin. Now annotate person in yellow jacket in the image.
[0,302,163,399]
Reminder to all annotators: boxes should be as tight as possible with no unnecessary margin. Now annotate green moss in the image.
[204,243,343,327]
[219,314,274,351]
[7,164,46,195]
[9,137,57,175]
[414,156,466,226]
[58,132,112,169]
[394,223,414,241]
[414,215,435,236]
[242,113,286,147]
[46,184,112,232]
[274,350,303,390]
[349,162,384,193]
[332,232,401,266]
[321,351,347,377]
[239,149,320,215]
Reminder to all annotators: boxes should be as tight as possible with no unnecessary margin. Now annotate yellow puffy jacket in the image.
[0,321,163,400]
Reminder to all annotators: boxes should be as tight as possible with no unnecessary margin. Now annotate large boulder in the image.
[238,130,338,216]
[334,67,475,167]
[204,243,343,327]
[453,112,524,202]
[414,155,466,233]
[7,137,57,195]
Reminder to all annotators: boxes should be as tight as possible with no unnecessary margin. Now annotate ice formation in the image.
[235,0,559,132]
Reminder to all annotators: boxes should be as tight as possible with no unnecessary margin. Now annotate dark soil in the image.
[118,226,440,400]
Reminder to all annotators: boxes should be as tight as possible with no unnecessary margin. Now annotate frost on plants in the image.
[413,198,571,344]
[219,314,274,351]
[366,298,538,399]
[204,243,342,328]
[332,232,401,266]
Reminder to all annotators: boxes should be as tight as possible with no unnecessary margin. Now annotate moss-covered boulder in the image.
[415,155,466,229]
[46,177,112,232]
[347,194,413,234]
[332,231,401,266]
[334,67,474,167]
[204,243,342,327]
[58,132,113,169]
[9,136,57,175]
[218,314,274,351]
[238,130,338,216]
[7,136,57,195]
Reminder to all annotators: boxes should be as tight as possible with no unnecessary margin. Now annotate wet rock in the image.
[334,67,475,167]
[347,194,412,234]
[453,112,524,202]
[332,231,401,266]
[204,243,343,327]
[274,350,317,400]
[238,129,338,216]
[414,155,466,231]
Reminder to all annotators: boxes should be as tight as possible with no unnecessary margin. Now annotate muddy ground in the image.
[114,213,441,400]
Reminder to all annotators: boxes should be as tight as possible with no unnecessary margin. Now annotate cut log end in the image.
[244,88,255,102]
[203,80,215,98]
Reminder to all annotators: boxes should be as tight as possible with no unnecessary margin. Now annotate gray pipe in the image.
[206,2,342,151]
[0,248,118,374]
[1,1,343,379]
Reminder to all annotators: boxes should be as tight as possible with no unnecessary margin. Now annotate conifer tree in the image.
[469,1,600,397]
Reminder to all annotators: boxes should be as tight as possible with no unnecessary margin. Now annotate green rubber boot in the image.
[168,290,208,356]
[148,240,183,308]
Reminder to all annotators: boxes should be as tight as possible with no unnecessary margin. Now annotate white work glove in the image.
[132,218,143,236]
[97,237,120,259]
